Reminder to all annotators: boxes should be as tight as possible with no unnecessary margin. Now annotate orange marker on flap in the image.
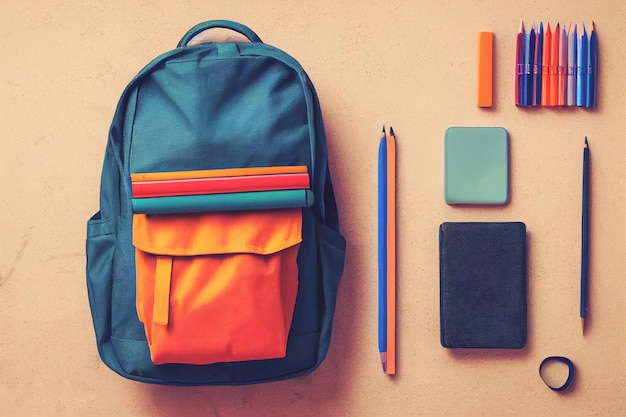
[477,32,494,107]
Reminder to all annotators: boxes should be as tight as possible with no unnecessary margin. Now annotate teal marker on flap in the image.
[132,189,313,214]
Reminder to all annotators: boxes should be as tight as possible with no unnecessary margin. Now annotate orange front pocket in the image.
[133,208,302,365]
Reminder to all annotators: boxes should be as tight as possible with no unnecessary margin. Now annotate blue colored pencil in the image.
[581,138,590,334]
[526,25,536,106]
[587,22,597,108]
[535,22,543,106]
[377,126,388,372]
[522,24,531,106]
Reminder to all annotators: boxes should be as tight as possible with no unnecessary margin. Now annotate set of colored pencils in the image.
[515,21,597,108]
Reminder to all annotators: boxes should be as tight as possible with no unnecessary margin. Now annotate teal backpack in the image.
[86,20,346,385]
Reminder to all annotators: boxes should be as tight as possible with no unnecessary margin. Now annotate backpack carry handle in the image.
[178,20,263,47]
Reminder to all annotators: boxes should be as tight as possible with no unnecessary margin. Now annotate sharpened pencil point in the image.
[389,127,395,136]
[380,352,387,373]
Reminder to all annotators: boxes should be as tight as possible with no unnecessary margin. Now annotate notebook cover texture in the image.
[439,222,527,349]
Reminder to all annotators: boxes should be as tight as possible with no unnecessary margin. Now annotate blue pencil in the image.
[522,24,530,106]
[535,22,543,106]
[377,126,388,372]
[587,22,597,108]
[526,25,536,107]
[581,138,590,334]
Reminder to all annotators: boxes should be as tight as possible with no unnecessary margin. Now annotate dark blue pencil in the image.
[535,22,543,106]
[581,137,590,334]
[526,25,536,106]
[587,22,597,108]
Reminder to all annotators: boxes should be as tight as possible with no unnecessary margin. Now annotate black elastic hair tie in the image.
[539,356,575,392]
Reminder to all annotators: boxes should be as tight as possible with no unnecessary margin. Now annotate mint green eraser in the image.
[444,127,509,205]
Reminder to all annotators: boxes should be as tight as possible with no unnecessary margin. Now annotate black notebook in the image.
[439,222,527,349]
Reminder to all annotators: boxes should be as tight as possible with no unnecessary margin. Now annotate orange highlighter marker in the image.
[386,127,397,375]
[131,165,308,182]
[477,32,493,107]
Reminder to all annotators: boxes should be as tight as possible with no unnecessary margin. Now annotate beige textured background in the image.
[1,1,625,416]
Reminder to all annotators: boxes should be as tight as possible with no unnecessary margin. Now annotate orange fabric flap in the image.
[133,208,302,257]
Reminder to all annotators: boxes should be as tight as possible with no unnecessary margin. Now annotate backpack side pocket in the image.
[86,213,118,366]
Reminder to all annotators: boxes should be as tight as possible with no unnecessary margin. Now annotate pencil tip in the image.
[390,127,395,136]
[585,136,588,146]
[581,317,585,335]
[382,125,386,133]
